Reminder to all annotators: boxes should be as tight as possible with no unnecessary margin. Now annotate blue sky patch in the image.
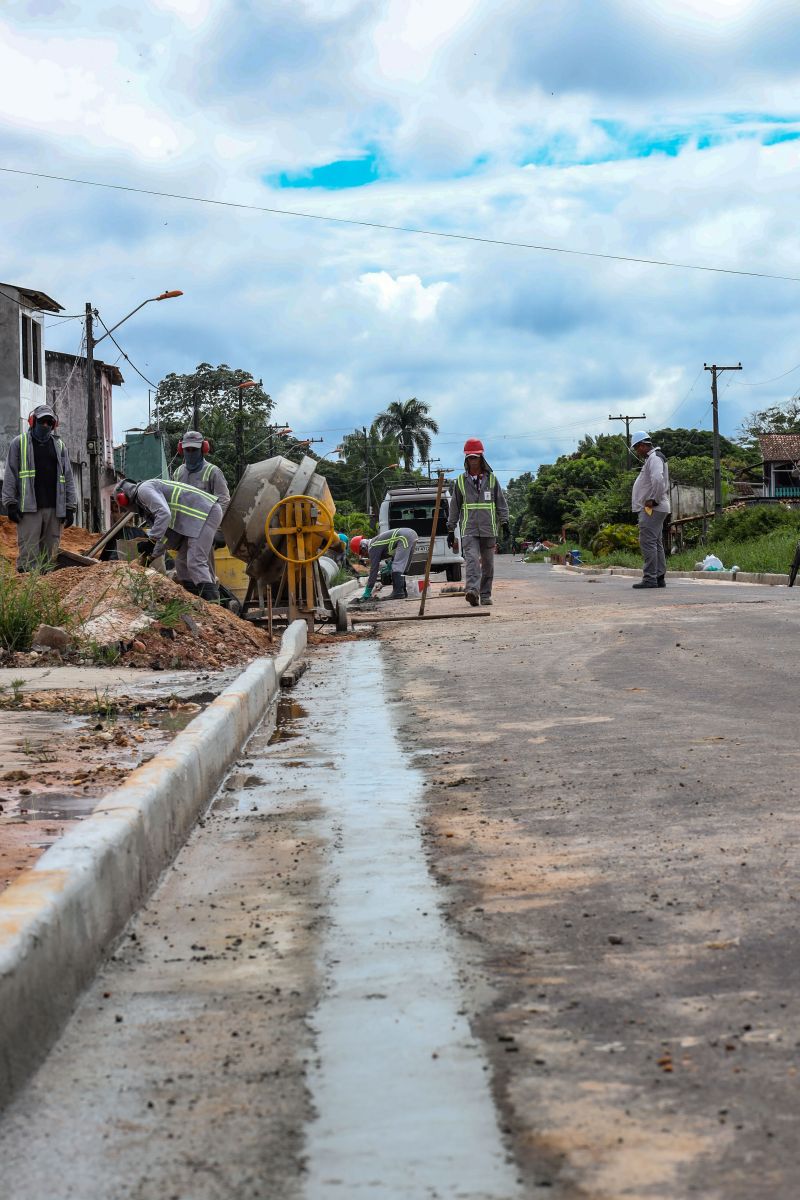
[269,153,383,190]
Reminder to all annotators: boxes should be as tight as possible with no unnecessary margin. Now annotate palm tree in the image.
[375,398,439,473]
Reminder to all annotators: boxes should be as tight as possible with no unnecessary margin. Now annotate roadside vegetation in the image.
[0,561,73,652]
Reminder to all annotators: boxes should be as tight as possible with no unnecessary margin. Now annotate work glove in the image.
[213,530,226,548]
[501,522,510,539]
[361,586,373,600]
[446,531,455,549]
[63,509,75,528]
[5,503,20,525]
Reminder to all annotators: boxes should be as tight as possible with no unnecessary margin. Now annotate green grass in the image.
[596,529,799,575]
[0,563,73,652]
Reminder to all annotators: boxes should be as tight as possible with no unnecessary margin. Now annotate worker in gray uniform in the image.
[172,429,230,578]
[447,437,509,606]
[115,477,223,602]
[2,403,77,572]
[351,528,418,600]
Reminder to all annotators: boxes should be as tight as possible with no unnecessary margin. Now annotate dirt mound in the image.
[0,514,96,561]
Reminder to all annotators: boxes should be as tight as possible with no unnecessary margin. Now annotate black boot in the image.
[197,581,220,603]
[181,580,199,595]
[657,575,666,588]
[632,580,658,589]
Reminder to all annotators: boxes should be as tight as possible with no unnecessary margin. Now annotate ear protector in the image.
[178,438,210,455]
[28,411,59,429]
[115,491,130,507]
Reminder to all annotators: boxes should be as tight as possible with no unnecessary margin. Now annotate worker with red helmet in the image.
[447,438,509,606]
[351,527,418,600]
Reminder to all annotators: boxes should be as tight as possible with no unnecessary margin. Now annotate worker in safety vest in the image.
[172,429,230,577]
[2,403,77,572]
[447,437,509,607]
[351,528,418,600]
[115,477,223,602]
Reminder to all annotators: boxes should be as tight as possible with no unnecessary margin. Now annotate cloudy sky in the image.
[3,0,800,483]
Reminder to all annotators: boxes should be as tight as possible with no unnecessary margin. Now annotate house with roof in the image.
[0,281,64,478]
[757,434,800,499]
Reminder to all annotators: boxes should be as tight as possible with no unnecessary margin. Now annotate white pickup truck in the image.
[378,485,464,582]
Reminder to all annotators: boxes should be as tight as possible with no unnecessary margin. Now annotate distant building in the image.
[0,281,64,480]
[114,430,170,483]
[45,351,123,528]
[757,434,800,499]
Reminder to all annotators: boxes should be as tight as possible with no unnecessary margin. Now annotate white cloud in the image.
[355,271,450,321]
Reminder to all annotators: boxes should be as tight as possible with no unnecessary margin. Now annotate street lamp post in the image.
[86,289,182,532]
[235,380,258,484]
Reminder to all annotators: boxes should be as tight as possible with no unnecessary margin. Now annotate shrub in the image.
[0,562,73,652]
[591,524,641,556]
[710,504,800,544]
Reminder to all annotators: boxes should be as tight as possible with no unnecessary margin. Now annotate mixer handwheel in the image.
[265,494,336,564]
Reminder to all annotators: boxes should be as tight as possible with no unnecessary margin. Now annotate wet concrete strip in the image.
[257,642,521,1199]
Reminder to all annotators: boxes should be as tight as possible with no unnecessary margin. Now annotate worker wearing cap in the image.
[630,431,671,589]
[447,437,509,607]
[116,477,223,602]
[351,527,418,600]
[172,430,230,576]
[2,404,77,572]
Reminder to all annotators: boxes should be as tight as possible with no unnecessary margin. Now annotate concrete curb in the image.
[0,620,308,1108]
[328,578,361,606]
[566,564,790,587]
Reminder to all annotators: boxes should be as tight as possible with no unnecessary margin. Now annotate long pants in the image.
[638,509,668,583]
[366,535,417,594]
[463,533,496,598]
[16,508,61,572]
[174,504,223,586]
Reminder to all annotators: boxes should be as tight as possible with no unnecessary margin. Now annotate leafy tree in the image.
[736,398,800,451]
[505,472,534,536]
[575,433,629,472]
[374,398,439,472]
[527,455,617,536]
[649,427,739,459]
[669,455,716,488]
[315,424,403,512]
[155,363,275,484]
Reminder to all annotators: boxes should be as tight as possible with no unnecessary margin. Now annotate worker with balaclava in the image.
[172,430,230,576]
[351,527,418,600]
[447,437,509,607]
[115,477,223,602]
[2,403,77,572]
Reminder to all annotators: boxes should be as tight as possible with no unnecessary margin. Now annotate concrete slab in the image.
[0,665,239,698]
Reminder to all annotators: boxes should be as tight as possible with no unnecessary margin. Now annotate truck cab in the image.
[378,485,464,582]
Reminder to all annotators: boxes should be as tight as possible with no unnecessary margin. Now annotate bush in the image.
[0,562,73,652]
[710,504,800,544]
[591,523,641,556]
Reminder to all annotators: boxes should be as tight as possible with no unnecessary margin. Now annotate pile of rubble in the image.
[5,560,273,669]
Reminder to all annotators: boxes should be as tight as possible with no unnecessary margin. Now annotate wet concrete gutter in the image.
[0,620,308,1108]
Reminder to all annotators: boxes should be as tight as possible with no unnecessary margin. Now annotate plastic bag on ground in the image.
[701,554,724,571]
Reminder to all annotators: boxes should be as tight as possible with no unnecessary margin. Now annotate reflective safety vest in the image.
[456,471,498,536]
[8,432,74,517]
[173,460,231,514]
[165,479,218,525]
[370,529,411,554]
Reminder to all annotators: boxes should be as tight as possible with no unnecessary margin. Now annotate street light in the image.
[235,379,258,484]
[85,289,183,532]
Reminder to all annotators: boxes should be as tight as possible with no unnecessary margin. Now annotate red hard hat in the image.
[463,438,485,456]
[350,535,365,556]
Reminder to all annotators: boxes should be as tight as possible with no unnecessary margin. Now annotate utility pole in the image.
[85,302,103,534]
[704,363,742,517]
[609,413,647,461]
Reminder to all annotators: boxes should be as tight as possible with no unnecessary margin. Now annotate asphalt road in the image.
[380,560,800,1198]
[2,560,799,1199]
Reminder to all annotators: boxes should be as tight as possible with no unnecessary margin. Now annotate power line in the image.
[92,311,158,389]
[2,164,800,284]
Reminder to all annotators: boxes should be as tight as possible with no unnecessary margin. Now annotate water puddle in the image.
[268,696,308,744]
[14,793,97,821]
[261,643,520,1199]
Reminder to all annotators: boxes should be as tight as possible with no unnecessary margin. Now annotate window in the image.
[21,314,42,384]
[388,501,449,536]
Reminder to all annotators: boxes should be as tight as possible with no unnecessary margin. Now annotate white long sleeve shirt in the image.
[631,448,670,513]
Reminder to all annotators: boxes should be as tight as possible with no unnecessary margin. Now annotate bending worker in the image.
[172,429,230,576]
[447,437,509,607]
[351,528,418,600]
[2,403,77,572]
[115,477,223,602]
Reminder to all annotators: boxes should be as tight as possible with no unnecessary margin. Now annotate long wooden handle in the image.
[418,471,445,617]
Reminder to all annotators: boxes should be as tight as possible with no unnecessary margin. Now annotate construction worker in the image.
[630,431,671,589]
[115,477,223,602]
[447,438,509,606]
[351,528,418,600]
[2,404,77,572]
[172,430,230,576]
